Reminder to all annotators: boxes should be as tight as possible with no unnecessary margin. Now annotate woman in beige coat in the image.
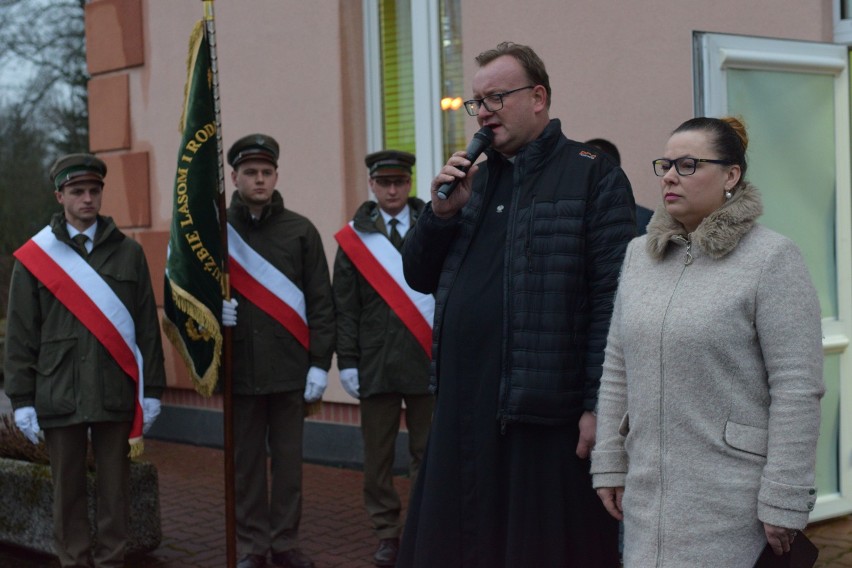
[591,117,824,567]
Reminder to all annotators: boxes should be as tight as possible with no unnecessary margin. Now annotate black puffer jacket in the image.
[402,119,635,424]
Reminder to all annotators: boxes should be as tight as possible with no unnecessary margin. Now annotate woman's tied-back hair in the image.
[673,116,749,183]
[475,42,552,109]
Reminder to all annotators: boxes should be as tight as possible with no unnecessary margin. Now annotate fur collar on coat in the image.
[645,182,763,261]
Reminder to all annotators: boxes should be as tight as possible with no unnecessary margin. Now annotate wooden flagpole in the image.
[202,2,236,567]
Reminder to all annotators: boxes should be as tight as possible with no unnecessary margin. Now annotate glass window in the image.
[817,354,841,497]
[727,68,838,318]
[438,0,466,160]
[378,0,415,158]
[366,0,462,198]
[696,31,852,522]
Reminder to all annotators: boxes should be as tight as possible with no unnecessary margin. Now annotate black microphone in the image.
[436,126,494,200]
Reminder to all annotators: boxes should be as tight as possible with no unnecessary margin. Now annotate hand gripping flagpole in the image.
[202,2,237,568]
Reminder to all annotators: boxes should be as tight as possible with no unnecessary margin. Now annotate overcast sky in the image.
[0,0,79,107]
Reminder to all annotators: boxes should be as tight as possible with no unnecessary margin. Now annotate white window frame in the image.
[696,32,852,522]
[363,0,443,201]
[835,0,852,44]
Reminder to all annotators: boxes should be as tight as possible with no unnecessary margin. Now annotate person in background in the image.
[586,137,653,235]
[592,117,824,566]
[332,150,434,567]
[398,42,635,567]
[4,153,165,568]
[221,134,335,568]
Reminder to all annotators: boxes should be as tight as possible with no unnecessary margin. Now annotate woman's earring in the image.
[724,189,732,200]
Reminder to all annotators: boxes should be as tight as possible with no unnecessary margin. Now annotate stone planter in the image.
[0,457,161,556]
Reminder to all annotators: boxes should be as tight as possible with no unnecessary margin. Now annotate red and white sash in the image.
[227,223,310,350]
[13,226,145,453]
[334,222,434,355]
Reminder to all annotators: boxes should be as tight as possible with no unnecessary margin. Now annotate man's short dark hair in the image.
[475,42,551,109]
[585,138,621,166]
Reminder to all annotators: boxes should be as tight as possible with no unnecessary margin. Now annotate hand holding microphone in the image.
[435,126,494,201]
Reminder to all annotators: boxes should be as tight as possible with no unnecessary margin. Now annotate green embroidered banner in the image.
[162,21,223,397]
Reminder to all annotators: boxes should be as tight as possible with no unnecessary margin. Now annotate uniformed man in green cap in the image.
[332,149,433,567]
[221,134,335,568]
[4,153,166,567]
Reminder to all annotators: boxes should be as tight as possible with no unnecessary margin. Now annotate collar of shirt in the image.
[67,222,98,253]
[379,204,410,238]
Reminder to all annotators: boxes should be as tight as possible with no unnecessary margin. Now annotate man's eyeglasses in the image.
[652,157,734,177]
[463,85,535,116]
[372,176,411,188]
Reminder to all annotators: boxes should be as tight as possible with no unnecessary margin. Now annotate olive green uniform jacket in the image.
[333,198,431,398]
[4,214,166,429]
[228,190,335,394]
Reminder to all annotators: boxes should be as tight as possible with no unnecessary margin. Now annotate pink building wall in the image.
[458,1,832,206]
[84,0,835,414]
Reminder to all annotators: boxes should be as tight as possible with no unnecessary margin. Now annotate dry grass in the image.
[0,413,95,469]
[0,413,50,465]
[0,414,95,471]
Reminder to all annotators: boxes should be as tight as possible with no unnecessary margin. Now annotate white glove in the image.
[222,298,238,327]
[14,407,40,445]
[142,398,162,434]
[339,368,360,399]
[304,366,328,403]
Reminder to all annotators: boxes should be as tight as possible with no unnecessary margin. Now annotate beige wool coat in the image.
[591,183,824,567]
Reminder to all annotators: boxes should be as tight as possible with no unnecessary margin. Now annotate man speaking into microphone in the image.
[399,42,636,568]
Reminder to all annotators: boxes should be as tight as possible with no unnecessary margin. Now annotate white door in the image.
[696,32,852,521]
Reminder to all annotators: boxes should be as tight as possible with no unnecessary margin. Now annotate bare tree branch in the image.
[0,0,88,305]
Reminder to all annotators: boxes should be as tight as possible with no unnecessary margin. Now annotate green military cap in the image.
[365,150,416,177]
[49,153,107,190]
[227,133,279,168]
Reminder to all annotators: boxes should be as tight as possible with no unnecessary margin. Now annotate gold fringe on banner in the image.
[162,280,223,397]
[178,20,205,134]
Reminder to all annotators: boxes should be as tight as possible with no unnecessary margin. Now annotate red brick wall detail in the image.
[85,0,144,75]
[101,152,150,229]
[88,74,131,152]
[129,229,169,307]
